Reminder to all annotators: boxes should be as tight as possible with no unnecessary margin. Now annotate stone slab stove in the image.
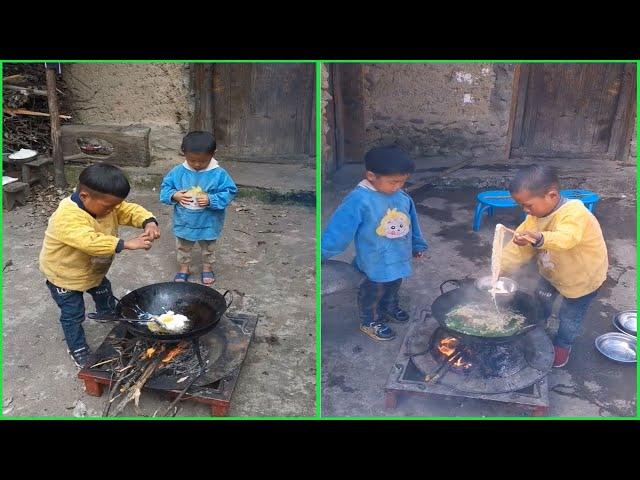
[384,311,554,416]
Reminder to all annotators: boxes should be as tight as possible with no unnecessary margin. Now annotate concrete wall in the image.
[63,63,192,161]
[362,63,516,159]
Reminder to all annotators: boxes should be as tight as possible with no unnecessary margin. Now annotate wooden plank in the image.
[190,63,214,133]
[340,64,366,163]
[332,65,346,167]
[504,64,522,161]
[46,68,66,188]
[404,158,476,194]
[3,74,26,85]
[610,63,637,162]
[509,64,530,155]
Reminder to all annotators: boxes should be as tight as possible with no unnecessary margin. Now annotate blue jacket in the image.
[160,161,238,241]
[321,183,428,282]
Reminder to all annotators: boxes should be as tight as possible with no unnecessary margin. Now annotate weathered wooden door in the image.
[325,64,366,177]
[212,64,314,164]
[510,64,636,161]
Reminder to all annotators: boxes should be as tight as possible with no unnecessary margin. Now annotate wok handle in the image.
[439,279,462,294]
[222,290,233,311]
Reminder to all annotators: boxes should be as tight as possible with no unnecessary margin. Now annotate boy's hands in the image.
[196,194,210,207]
[513,231,541,246]
[172,190,194,207]
[124,236,152,251]
[143,222,160,240]
[413,251,425,258]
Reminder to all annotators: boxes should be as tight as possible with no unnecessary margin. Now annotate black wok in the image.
[431,279,542,344]
[114,282,232,341]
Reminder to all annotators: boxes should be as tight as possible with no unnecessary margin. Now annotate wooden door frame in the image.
[327,64,366,173]
[190,63,215,133]
[507,63,636,162]
[330,64,346,170]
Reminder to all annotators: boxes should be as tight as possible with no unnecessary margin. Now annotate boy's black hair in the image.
[181,131,217,154]
[364,146,415,175]
[508,165,560,196]
[78,163,130,198]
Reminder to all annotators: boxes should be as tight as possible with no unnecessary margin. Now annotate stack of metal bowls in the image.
[595,310,636,363]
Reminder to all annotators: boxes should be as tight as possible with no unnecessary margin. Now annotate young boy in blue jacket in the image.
[160,131,238,284]
[321,146,428,341]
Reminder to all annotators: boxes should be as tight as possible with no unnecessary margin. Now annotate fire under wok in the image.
[113,282,232,341]
[431,279,542,344]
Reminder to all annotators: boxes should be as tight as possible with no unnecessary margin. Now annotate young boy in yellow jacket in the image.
[39,164,161,368]
[500,165,608,368]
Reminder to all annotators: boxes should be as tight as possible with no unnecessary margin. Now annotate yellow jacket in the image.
[500,200,608,298]
[39,197,154,291]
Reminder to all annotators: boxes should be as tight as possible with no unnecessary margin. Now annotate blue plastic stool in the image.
[560,189,600,213]
[472,189,600,231]
[473,190,517,231]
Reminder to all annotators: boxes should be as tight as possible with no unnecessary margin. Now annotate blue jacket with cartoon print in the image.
[160,160,238,241]
[321,183,428,282]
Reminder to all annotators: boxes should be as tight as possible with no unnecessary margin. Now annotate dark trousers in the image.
[46,277,117,352]
[535,277,599,349]
[357,278,402,326]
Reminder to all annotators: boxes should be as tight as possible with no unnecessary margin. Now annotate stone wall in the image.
[629,114,637,164]
[321,64,334,180]
[63,63,192,161]
[362,63,516,159]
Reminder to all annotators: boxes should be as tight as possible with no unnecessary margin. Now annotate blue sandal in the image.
[201,271,215,284]
[174,272,190,282]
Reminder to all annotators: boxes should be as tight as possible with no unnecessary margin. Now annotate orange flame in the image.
[162,341,189,363]
[437,337,459,357]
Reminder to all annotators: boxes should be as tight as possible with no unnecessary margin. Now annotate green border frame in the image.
[0,59,638,420]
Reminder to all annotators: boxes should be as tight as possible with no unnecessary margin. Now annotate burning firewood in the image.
[162,342,189,363]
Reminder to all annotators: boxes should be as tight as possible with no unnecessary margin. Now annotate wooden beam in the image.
[610,63,637,163]
[405,158,476,194]
[332,65,345,167]
[3,74,26,85]
[45,68,66,188]
[504,64,522,162]
[190,63,214,133]
[3,107,71,119]
[509,64,531,159]
[3,84,48,96]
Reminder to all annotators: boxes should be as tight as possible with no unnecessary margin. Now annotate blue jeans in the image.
[357,278,402,326]
[46,277,117,352]
[535,278,599,349]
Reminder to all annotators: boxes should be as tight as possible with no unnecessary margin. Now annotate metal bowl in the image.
[595,333,636,363]
[8,149,38,163]
[475,276,518,302]
[613,311,636,337]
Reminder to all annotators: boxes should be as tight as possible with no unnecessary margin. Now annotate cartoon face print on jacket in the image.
[376,208,411,239]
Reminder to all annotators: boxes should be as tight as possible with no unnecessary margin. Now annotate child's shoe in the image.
[67,346,92,369]
[379,305,410,323]
[553,346,571,368]
[360,322,396,341]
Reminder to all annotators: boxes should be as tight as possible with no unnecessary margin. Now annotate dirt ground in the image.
[321,164,637,418]
[2,191,315,417]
